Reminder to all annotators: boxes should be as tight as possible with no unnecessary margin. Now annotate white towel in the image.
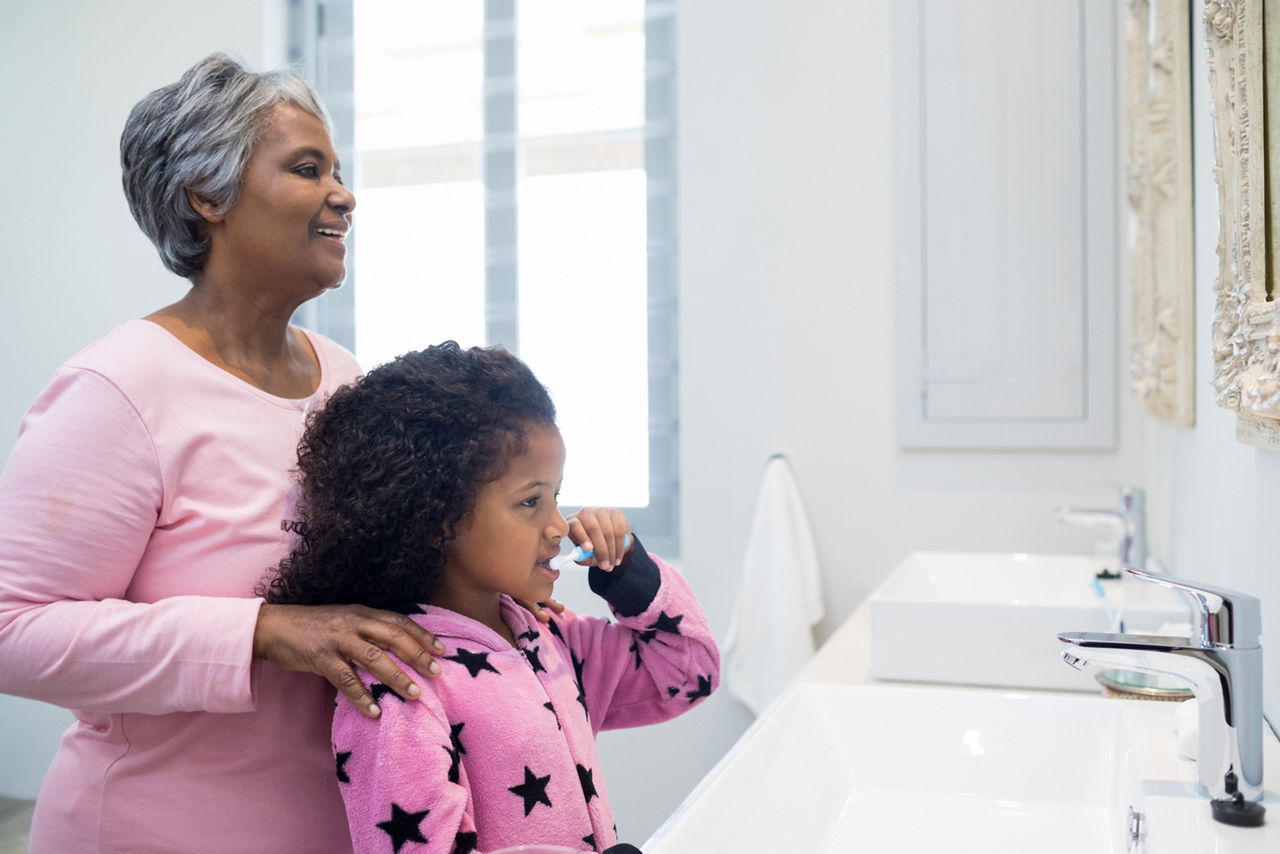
[722,455,825,717]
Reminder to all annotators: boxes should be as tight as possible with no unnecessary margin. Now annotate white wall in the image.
[0,0,286,800]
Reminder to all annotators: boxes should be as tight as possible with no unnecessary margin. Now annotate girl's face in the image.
[434,424,569,628]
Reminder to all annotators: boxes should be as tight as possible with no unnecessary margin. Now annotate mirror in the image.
[1205,0,1280,449]
[1128,0,1195,426]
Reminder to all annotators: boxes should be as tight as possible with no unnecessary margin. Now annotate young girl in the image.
[262,342,719,854]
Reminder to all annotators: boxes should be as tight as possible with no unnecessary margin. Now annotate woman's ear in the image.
[185,187,225,224]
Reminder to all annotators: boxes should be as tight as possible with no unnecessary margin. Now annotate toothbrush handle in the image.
[571,533,633,563]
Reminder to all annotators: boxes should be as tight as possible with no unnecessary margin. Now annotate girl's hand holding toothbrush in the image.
[560,507,633,572]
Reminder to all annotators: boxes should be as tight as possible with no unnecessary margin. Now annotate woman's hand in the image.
[514,596,566,624]
[566,507,633,572]
[253,603,445,719]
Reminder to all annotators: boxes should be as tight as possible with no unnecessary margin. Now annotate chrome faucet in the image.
[1055,483,1147,571]
[1059,567,1266,826]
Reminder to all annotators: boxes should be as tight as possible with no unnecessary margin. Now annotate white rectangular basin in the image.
[647,683,1143,853]
[869,552,1188,691]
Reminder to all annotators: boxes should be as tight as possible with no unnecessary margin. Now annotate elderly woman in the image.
[0,54,445,852]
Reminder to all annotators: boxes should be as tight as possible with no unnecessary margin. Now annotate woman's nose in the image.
[329,180,356,214]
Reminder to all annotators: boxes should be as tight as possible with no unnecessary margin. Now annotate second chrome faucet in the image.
[1055,483,1148,571]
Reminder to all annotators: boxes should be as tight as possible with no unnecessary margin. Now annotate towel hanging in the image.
[722,454,825,717]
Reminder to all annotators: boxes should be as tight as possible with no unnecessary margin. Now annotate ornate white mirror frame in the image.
[1205,0,1280,449]
[1129,0,1196,426]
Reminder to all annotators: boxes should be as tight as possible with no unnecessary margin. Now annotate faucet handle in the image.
[1116,484,1145,513]
[1089,477,1145,508]
[1124,566,1261,649]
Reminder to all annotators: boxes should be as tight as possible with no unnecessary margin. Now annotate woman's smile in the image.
[313,223,349,252]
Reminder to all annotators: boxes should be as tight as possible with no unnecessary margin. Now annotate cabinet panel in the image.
[895,0,1116,448]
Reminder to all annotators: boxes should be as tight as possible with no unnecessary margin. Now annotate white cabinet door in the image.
[893,0,1117,448]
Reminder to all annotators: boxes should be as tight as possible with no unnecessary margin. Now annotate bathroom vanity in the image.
[644,556,1279,853]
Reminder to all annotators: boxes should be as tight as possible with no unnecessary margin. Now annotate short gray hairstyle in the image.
[120,53,333,281]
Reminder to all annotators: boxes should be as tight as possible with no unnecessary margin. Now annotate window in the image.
[290,0,679,553]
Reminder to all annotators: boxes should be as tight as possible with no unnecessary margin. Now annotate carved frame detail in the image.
[1129,0,1195,426]
[1204,0,1280,448]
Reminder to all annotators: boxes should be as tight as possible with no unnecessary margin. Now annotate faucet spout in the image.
[1055,484,1147,570]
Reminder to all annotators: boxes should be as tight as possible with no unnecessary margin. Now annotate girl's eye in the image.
[521,496,539,508]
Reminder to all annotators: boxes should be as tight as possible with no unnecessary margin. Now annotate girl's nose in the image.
[546,506,569,542]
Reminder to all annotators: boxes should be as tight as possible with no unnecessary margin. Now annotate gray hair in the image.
[120,53,333,281]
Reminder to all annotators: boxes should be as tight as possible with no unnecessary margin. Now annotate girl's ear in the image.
[186,187,226,224]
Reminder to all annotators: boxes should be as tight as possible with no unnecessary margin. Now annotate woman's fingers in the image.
[513,596,566,623]
[253,604,444,719]
[360,609,445,680]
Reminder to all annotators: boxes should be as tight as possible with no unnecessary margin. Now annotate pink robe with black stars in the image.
[332,543,719,853]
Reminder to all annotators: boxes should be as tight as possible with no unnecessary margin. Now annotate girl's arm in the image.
[332,685,476,854]
[553,539,721,733]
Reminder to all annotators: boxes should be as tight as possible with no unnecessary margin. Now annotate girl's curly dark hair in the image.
[260,342,556,610]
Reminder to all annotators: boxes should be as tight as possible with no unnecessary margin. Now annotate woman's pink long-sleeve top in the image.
[0,319,363,853]
[334,548,719,853]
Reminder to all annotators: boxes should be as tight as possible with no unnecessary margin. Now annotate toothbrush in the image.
[550,534,632,571]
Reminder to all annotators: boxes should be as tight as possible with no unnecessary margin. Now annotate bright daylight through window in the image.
[299,1,679,550]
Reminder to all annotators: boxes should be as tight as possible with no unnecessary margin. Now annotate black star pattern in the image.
[577,763,598,802]
[684,674,713,704]
[583,834,596,849]
[666,686,680,698]
[628,639,643,669]
[546,618,564,641]
[516,627,540,643]
[523,645,546,673]
[634,628,658,645]
[647,611,684,635]
[376,803,430,852]
[571,651,589,719]
[445,648,500,678]
[370,683,407,704]
[335,750,352,784]
[508,765,553,816]
[543,701,561,730]
[452,831,478,854]
[443,722,466,783]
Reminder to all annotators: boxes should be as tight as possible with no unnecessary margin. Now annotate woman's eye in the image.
[295,164,319,178]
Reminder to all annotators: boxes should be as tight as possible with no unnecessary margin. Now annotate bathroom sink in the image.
[868,551,1188,691]
[646,683,1143,853]
[647,682,1279,853]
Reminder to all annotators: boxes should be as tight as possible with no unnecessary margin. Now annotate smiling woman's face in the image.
[202,104,356,297]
